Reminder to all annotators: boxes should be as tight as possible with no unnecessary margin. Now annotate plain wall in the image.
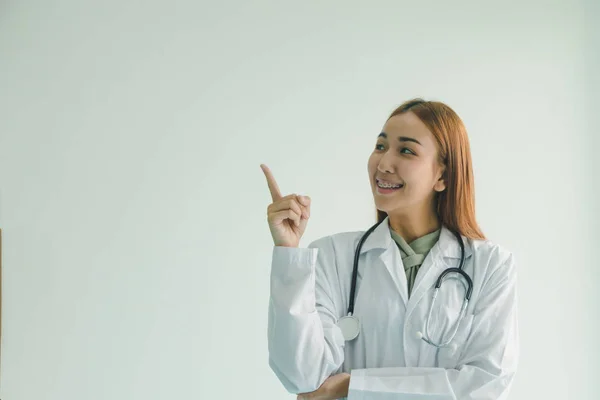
[0,1,597,399]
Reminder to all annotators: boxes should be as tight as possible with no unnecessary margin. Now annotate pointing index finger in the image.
[260,164,282,201]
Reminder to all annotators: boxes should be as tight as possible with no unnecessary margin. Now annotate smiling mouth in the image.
[376,179,404,189]
[375,183,404,195]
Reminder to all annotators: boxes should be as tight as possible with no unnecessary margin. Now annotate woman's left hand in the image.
[296,373,351,400]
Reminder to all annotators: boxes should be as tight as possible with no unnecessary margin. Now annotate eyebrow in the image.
[378,132,422,146]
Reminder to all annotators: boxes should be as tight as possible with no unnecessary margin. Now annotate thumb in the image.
[298,210,309,231]
[297,194,311,219]
[297,194,311,207]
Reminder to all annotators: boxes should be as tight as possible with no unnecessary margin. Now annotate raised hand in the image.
[261,164,311,248]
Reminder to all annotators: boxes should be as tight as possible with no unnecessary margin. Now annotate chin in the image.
[373,197,400,210]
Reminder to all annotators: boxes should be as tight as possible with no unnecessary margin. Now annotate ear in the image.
[434,166,446,192]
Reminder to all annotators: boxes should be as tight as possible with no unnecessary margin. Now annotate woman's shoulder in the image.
[469,236,517,277]
[306,230,364,251]
[304,231,365,281]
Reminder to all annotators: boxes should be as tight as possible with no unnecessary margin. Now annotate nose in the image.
[376,152,395,174]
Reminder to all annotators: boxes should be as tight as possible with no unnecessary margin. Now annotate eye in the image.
[400,147,415,155]
[375,143,385,151]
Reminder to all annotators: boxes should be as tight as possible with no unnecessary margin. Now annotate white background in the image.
[1,1,598,399]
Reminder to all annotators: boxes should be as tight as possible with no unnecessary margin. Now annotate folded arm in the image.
[348,252,519,400]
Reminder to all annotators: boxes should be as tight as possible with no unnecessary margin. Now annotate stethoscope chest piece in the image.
[337,314,360,341]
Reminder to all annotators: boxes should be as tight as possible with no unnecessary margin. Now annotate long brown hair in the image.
[376,98,486,240]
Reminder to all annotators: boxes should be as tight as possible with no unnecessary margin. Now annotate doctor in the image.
[262,98,519,400]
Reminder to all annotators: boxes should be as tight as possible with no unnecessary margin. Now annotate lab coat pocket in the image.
[436,312,474,369]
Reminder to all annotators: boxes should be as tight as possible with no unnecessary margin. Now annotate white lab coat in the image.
[268,216,519,399]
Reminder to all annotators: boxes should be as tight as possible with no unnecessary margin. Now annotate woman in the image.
[261,98,518,400]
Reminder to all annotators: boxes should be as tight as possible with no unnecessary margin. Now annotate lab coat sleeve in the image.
[348,251,519,400]
[267,237,346,394]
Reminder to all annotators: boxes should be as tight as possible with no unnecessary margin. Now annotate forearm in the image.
[348,365,516,400]
[268,245,345,393]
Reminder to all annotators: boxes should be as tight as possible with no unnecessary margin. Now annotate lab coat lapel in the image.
[359,216,409,306]
[405,225,473,318]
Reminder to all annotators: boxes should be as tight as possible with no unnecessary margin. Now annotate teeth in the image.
[377,180,402,189]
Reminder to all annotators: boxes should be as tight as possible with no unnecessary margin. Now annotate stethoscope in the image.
[336,218,473,348]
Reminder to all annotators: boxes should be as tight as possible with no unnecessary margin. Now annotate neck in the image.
[387,205,441,243]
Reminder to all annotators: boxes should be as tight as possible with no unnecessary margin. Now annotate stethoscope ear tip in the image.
[415,331,423,340]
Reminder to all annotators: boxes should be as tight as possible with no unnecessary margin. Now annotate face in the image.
[367,111,447,217]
